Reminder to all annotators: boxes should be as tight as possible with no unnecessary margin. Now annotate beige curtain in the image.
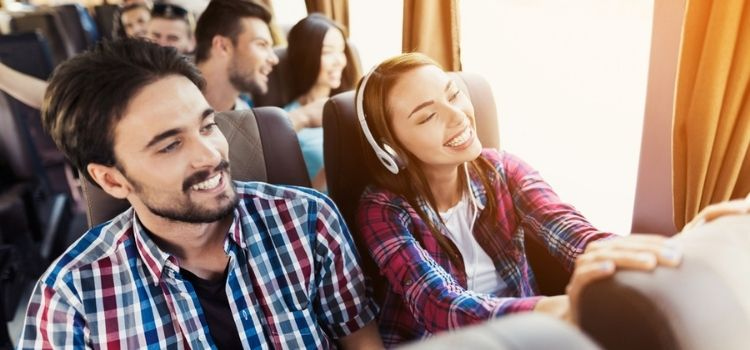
[305,0,349,34]
[673,0,750,229]
[402,0,461,71]
[256,0,287,46]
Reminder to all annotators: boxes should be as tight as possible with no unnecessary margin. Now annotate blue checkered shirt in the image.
[19,182,378,349]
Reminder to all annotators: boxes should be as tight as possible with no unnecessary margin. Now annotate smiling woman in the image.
[284,13,350,191]
[353,52,680,347]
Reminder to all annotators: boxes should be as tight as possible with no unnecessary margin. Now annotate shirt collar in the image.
[131,207,245,283]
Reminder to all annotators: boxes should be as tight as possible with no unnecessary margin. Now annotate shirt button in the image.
[404,278,413,286]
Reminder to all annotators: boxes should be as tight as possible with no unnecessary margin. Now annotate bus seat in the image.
[0,32,71,197]
[93,4,119,41]
[323,71,571,299]
[0,89,69,262]
[253,46,292,108]
[400,313,600,350]
[578,215,750,350]
[81,107,311,227]
[53,4,100,53]
[10,10,74,65]
[254,42,363,108]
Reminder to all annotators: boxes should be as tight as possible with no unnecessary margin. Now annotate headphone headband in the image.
[356,66,402,174]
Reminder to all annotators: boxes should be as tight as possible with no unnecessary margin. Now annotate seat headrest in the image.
[82,107,310,228]
[579,215,750,350]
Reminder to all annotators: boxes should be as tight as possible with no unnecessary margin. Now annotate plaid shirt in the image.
[357,149,612,347]
[20,182,378,349]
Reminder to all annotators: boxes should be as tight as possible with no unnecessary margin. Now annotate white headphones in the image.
[356,67,406,174]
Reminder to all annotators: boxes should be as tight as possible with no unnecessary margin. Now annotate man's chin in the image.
[147,192,239,224]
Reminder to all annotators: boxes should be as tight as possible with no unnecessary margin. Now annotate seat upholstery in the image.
[400,313,600,350]
[54,4,100,53]
[10,10,74,65]
[323,71,572,297]
[82,108,310,227]
[578,215,750,350]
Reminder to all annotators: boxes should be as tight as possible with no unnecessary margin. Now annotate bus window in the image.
[349,0,403,71]
[461,0,654,233]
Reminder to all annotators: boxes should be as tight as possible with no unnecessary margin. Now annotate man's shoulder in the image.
[39,209,135,289]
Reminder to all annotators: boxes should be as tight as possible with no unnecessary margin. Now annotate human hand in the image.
[683,193,750,232]
[566,234,681,324]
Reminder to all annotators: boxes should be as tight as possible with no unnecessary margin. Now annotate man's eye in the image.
[160,140,181,153]
[201,122,218,133]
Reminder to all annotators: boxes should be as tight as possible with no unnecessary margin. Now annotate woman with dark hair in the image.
[355,52,683,347]
[285,13,349,191]
[114,2,151,39]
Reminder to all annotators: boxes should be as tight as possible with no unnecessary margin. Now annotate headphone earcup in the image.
[382,143,407,171]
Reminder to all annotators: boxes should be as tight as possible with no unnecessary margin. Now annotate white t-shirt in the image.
[440,195,507,295]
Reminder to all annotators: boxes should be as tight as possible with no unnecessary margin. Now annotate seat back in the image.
[323,71,572,297]
[401,313,600,350]
[82,108,311,227]
[254,43,363,108]
[579,215,750,350]
[10,10,73,65]
[93,4,119,41]
[0,31,69,194]
[54,4,100,53]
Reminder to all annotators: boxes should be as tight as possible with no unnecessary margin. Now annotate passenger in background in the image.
[194,0,278,112]
[284,13,348,191]
[147,2,196,55]
[355,52,682,347]
[0,3,196,110]
[116,2,151,39]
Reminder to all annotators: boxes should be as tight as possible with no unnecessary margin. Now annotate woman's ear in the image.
[87,163,132,199]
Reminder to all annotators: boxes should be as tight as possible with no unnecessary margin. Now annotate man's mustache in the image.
[182,160,230,192]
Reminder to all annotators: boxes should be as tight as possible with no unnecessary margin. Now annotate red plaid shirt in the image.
[357,149,612,347]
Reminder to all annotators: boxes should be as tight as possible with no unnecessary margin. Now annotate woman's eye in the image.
[418,113,436,125]
[449,90,461,102]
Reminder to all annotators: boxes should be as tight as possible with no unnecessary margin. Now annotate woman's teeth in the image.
[445,127,472,147]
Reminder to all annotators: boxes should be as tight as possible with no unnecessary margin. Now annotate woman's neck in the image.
[299,83,331,105]
[425,165,464,212]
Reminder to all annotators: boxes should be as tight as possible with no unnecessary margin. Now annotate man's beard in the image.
[228,61,265,96]
[127,160,239,224]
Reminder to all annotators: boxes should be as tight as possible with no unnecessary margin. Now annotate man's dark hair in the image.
[194,0,272,64]
[42,39,205,187]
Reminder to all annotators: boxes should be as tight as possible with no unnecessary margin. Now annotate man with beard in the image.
[19,39,381,349]
[194,0,278,112]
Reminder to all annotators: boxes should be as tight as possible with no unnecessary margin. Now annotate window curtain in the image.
[673,0,750,229]
[256,0,287,46]
[402,0,461,71]
[305,0,349,33]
